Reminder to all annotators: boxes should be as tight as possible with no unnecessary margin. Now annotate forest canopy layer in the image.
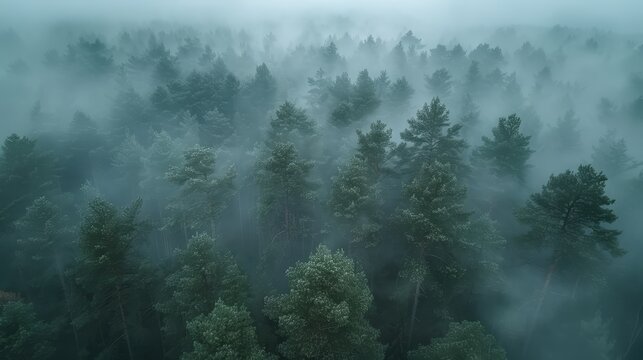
[1,4,643,360]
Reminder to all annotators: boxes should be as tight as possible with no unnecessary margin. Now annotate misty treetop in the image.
[1,11,642,360]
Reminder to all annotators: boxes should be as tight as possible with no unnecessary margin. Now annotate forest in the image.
[1,2,643,359]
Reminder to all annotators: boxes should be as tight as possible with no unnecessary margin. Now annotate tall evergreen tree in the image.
[268,101,315,144]
[158,233,246,357]
[182,300,273,360]
[517,165,623,351]
[425,68,452,98]
[398,161,470,342]
[351,69,380,120]
[0,300,54,360]
[166,146,236,238]
[408,321,506,360]
[264,245,384,360]
[74,198,145,360]
[257,143,315,246]
[474,114,533,180]
[399,98,467,175]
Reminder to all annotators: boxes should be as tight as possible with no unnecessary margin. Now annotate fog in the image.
[0,1,642,359]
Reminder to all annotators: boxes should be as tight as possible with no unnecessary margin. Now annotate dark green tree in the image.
[166,146,236,238]
[0,300,54,360]
[268,101,315,143]
[398,161,470,342]
[516,165,623,351]
[264,245,384,360]
[0,134,55,232]
[351,69,380,120]
[182,300,273,360]
[388,77,414,109]
[74,198,145,360]
[257,143,314,245]
[158,233,246,356]
[425,68,452,98]
[399,98,467,175]
[356,120,394,176]
[244,63,277,117]
[408,321,506,360]
[474,114,533,180]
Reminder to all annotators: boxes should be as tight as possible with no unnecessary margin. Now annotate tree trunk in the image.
[408,279,421,348]
[116,286,134,360]
[54,255,81,359]
[523,258,559,355]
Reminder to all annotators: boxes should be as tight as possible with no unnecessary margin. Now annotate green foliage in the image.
[398,161,470,279]
[244,63,277,116]
[425,68,452,98]
[269,101,315,143]
[158,233,246,321]
[389,76,414,108]
[77,198,143,289]
[328,69,380,127]
[408,321,506,360]
[0,134,55,231]
[517,165,623,272]
[400,98,467,175]
[591,132,642,177]
[356,120,394,176]
[257,142,314,241]
[0,300,54,360]
[475,114,533,180]
[264,245,384,360]
[166,146,236,234]
[183,301,273,360]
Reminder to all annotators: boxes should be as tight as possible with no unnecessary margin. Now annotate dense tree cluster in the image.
[0,22,641,360]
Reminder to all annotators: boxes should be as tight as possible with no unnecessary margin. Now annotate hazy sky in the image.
[2,0,643,33]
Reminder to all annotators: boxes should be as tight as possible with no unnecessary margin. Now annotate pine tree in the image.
[459,93,480,138]
[244,63,277,117]
[182,301,273,360]
[408,321,506,360]
[399,98,467,175]
[425,68,452,98]
[517,165,623,351]
[474,114,533,180]
[0,300,54,360]
[398,161,470,341]
[268,101,315,144]
[158,233,246,356]
[328,157,380,248]
[75,198,145,360]
[14,197,80,355]
[351,69,380,120]
[264,245,384,360]
[591,132,642,177]
[388,77,414,109]
[166,146,236,238]
[356,120,394,177]
[374,70,391,98]
[257,143,314,245]
[0,134,55,232]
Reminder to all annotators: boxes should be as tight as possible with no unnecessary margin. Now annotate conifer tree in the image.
[474,114,533,180]
[182,300,273,360]
[0,300,54,360]
[408,321,506,360]
[264,245,384,360]
[399,98,467,175]
[517,165,622,351]
[166,146,235,238]
[75,198,145,360]
[257,143,314,245]
[425,68,452,98]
